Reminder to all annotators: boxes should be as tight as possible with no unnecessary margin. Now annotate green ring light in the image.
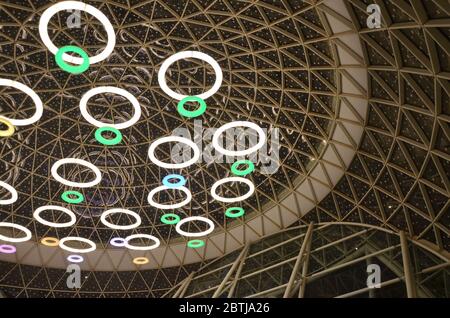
[187,239,205,248]
[225,207,245,218]
[55,45,90,74]
[160,213,181,225]
[231,160,255,176]
[95,127,123,146]
[177,96,207,118]
[61,190,84,204]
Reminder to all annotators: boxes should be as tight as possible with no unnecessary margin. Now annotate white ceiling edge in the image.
[0,0,369,271]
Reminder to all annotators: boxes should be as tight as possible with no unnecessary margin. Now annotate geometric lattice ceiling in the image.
[0,0,449,297]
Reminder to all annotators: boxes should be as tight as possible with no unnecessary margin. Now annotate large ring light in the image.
[158,51,222,100]
[0,79,43,126]
[100,208,141,230]
[39,1,116,65]
[59,236,96,253]
[79,86,141,130]
[0,181,18,205]
[148,136,200,169]
[124,234,160,251]
[51,158,102,188]
[147,185,192,210]
[0,222,32,243]
[210,177,255,203]
[175,216,215,238]
[34,205,76,228]
[212,121,266,157]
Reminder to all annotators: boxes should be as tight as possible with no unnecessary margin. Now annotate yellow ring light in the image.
[0,117,15,137]
[133,257,149,265]
[41,237,60,247]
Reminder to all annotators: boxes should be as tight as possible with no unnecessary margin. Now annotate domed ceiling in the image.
[0,0,449,297]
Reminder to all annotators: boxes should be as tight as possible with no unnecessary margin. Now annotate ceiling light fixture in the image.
[100,208,141,230]
[79,86,141,130]
[39,1,115,65]
[148,136,200,169]
[0,78,43,126]
[158,51,222,100]
[211,177,255,203]
[51,158,102,188]
[175,216,215,237]
[34,205,76,228]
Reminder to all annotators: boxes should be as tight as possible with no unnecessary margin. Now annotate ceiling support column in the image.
[400,231,417,298]
[283,222,314,298]
[212,245,249,298]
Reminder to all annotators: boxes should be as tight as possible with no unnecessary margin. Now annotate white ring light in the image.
[211,177,255,203]
[147,185,192,210]
[175,216,215,238]
[100,208,141,230]
[158,51,223,100]
[0,181,18,205]
[59,236,96,253]
[39,1,116,65]
[212,121,266,157]
[33,205,76,228]
[0,79,43,126]
[124,234,160,251]
[0,222,32,243]
[79,86,141,130]
[51,158,102,188]
[148,136,200,169]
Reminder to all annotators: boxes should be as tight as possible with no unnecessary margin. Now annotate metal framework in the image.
[0,0,448,297]
[166,223,450,298]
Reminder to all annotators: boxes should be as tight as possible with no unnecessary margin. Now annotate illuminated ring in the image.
[148,136,200,169]
[225,207,245,218]
[0,117,14,137]
[160,213,181,225]
[55,46,89,74]
[100,208,141,230]
[0,222,32,243]
[0,181,18,205]
[39,1,116,65]
[231,160,255,176]
[51,158,102,188]
[34,205,76,228]
[124,234,160,251]
[41,237,60,247]
[211,177,255,203]
[212,121,266,157]
[187,240,205,249]
[80,86,141,130]
[67,255,84,263]
[162,174,186,188]
[177,96,207,118]
[133,257,149,265]
[59,237,96,253]
[158,51,222,101]
[61,190,84,204]
[0,244,16,254]
[175,216,215,238]
[0,78,43,126]
[110,237,126,247]
[147,185,192,210]
[95,126,122,145]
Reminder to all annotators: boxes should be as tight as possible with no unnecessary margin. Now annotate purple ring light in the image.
[0,244,16,254]
[110,237,126,247]
[67,254,84,263]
